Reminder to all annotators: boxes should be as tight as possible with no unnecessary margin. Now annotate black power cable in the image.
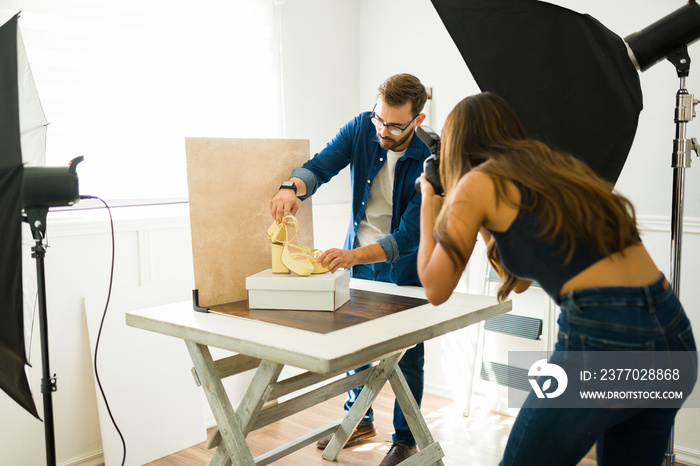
[80,195,126,466]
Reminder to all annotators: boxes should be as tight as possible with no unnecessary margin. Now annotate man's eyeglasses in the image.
[370,104,418,136]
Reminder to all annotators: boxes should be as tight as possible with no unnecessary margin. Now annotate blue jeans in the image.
[501,274,697,466]
[348,263,425,447]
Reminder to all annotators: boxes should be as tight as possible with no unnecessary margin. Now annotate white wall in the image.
[281,0,360,205]
[359,0,479,135]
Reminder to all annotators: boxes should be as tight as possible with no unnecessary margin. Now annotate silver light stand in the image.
[669,47,698,295]
[624,4,700,462]
[666,46,698,466]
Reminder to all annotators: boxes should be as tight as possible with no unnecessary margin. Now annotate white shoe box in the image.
[245,269,350,311]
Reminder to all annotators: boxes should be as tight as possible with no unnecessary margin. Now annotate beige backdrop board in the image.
[185,138,314,307]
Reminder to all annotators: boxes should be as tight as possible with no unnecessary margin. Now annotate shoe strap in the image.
[282,214,326,263]
[283,214,300,243]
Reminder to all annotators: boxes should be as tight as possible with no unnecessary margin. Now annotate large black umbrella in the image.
[0,13,39,419]
[430,0,643,184]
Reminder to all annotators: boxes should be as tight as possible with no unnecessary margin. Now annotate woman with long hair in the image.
[417,92,697,465]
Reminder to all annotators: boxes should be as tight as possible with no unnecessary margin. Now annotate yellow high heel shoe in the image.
[267,215,329,276]
[267,220,286,244]
[267,220,289,274]
[279,215,315,277]
[282,215,329,274]
[297,244,329,274]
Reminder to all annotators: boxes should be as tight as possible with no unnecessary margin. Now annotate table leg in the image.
[389,365,445,466]
[238,359,284,435]
[321,351,404,461]
[206,360,283,451]
[185,341,256,466]
[209,445,232,466]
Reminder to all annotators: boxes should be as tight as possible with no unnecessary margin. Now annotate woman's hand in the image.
[418,171,492,305]
[418,173,436,198]
[417,173,456,304]
[418,174,444,218]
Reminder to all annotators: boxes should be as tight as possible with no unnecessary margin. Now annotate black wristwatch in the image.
[279,180,297,194]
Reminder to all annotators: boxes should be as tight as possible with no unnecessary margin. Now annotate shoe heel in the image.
[271,243,289,274]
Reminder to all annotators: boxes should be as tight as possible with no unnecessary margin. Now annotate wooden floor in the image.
[145,384,598,466]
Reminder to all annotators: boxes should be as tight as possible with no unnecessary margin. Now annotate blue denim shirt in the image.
[291,111,430,286]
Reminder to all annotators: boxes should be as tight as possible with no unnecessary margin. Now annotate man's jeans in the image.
[348,263,425,447]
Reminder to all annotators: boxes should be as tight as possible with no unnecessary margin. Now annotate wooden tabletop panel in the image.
[208,289,429,334]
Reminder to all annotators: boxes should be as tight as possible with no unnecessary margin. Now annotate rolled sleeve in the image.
[378,234,400,264]
[290,167,318,201]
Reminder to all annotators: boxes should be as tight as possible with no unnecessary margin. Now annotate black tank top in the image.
[484,182,606,303]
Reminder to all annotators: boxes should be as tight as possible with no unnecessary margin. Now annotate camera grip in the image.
[414,157,444,196]
[424,157,443,195]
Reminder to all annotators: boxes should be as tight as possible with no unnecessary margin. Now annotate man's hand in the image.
[317,248,358,273]
[270,189,300,222]
[317,242,387,273]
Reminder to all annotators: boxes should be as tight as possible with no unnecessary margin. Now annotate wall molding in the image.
[32,203,700,238]
[676,446,700,466]
[42,203,191,238]
[37,207,700,238]
[638,214,700,234]
[59,450,104,466]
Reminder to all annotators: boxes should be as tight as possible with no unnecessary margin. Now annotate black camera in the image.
[414,125,444,196]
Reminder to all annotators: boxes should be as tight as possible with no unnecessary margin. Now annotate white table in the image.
[125,278,510,465]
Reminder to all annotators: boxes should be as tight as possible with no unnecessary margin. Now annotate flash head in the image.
[624,1,700,72]
[22,156,84,209]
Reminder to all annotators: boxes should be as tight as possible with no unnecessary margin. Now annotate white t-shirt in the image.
[355,149,405,247]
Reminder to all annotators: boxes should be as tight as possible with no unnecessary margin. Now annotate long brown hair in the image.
[435,92,639,301]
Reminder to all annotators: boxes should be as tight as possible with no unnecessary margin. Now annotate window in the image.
[2,0,281,201]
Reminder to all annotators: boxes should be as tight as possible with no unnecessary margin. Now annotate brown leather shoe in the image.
[316,422,377,449]
[378,442,418,466]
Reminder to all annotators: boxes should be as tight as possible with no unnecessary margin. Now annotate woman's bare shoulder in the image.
[454,170,496,197]
[447,171,497,223]
[454,170,520,232]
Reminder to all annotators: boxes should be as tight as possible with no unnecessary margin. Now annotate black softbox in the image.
[430,0,644,184]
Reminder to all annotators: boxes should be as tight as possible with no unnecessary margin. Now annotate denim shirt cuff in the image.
[290,167,318,200]
[378,235,399,264]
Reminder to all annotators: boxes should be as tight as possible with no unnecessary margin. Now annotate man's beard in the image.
[378,129,412,151]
